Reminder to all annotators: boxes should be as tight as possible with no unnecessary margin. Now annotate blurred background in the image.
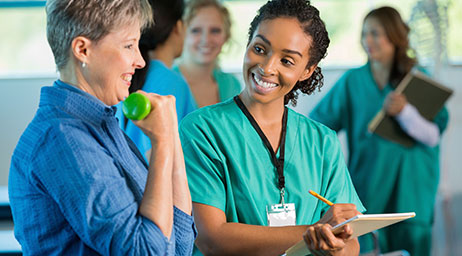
[0,0,460,254]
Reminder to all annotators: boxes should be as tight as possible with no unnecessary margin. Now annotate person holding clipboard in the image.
[310,6,449,256]
[180,0,365,255]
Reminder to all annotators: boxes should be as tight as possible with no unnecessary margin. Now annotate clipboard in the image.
[284,212,416,256]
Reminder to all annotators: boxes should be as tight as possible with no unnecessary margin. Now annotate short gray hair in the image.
[46,0,153,70]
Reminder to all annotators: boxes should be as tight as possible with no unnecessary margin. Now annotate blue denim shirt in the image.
[9,80,195,255]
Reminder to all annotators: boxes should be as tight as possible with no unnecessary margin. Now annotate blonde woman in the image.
[174,0,241,108]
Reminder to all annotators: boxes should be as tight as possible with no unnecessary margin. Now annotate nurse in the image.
[180,0,364,255]
[174,0,241,108]
[310,6,449,256]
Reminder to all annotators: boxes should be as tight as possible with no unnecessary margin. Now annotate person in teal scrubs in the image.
[310,7,449,256]
[117,0,197,160]
[174,0,241,108]
[180,0,365,255]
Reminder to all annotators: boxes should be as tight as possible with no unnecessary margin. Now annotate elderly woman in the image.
[8,0,195,255]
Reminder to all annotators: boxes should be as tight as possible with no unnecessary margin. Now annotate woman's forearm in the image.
[140,138,174,238]
[196,221,309,256]
[172,130,192,215]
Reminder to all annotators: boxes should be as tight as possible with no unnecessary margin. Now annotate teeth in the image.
[122,75,132,82]
[198,47,213,53]
[254,74,277,88]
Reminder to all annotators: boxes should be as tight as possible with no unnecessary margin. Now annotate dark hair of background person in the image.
[129,0,185,94]
[364,6,417,88]
[247,0,330,106]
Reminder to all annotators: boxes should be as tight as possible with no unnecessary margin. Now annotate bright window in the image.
[221,0,461,71]
[0,0,460,77]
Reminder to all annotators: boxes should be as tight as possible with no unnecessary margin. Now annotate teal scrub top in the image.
[180,99,365,228]
[310,63,449,225]
[173,65,242,104]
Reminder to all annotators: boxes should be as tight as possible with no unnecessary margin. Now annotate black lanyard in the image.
[234,96,288,191]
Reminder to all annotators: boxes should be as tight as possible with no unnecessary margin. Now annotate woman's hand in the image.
[303,204,361,255]
[384,92,407,116]
[131,90,178,144]
[303,223,353,255]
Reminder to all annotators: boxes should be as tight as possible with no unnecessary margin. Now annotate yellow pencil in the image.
[308,190,334,206]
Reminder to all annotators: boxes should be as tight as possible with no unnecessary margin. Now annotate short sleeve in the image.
[433,105,449,134]
[320,130,366,214]
[180,119,227,212]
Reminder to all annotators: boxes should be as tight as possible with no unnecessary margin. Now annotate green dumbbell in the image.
[122,92,151,120]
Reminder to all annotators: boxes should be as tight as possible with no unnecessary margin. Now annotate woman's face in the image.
[243,17,313,104]
[361,17,395,63]
[183,6,228,66]
[84,21,145,106]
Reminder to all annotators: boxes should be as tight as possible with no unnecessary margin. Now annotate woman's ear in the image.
[299,64,318,82]
[71,36,92,64]
[173,20,185,37]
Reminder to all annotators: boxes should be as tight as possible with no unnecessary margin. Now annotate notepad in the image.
[284,212,416,256]
[368,70,452,147]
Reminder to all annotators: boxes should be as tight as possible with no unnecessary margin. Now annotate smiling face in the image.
[243,17,314,105]
[83,21,145,106]
[361,17,395,63]
[183,6,228,66]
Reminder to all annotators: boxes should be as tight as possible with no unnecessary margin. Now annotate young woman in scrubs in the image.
[174,0,241,108]
[310,6,449,256]
[180,0,365,255]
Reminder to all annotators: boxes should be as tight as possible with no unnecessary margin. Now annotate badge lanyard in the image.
[234,96,288,204]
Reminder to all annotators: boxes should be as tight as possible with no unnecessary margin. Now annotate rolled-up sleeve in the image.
[33,123,169,255]
[173,206,196,255]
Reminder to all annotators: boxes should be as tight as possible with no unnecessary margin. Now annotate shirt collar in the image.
[39,80,118,125]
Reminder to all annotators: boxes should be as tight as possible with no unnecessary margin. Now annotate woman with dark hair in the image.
[180,0,364,255]
[117,0,197,160]
[311,6,449,256]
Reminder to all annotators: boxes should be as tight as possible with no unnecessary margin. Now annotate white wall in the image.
[0,75,56,186]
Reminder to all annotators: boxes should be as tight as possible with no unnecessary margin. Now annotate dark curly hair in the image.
[248,0,330,106]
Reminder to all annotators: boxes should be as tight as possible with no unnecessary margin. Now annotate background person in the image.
[8,0,194,254]
[180,0,364,255]
[117,0,197,161]
[310,6,449,256]
[174,0,241,108]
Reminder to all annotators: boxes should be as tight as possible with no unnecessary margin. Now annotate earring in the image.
[82,62,86,68]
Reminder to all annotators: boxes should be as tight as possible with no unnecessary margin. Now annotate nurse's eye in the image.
[371,30,380,38]
[253,45,265,55]
[190,27,201,34]
[210,27,222,34]
[281,58,294,66]
[125,44,134,50]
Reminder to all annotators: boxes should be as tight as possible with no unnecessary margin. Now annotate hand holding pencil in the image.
[300,190,361,254]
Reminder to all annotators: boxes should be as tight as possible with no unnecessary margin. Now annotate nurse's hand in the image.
[131,91,178,144]
[302,204,360,255]
[303,222,354,255]
[317,204,360,227]
[384,92,407,116]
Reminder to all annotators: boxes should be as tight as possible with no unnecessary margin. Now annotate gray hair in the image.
[46,0,153,70]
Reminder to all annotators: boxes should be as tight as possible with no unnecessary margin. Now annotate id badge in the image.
[266,203,296,227]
